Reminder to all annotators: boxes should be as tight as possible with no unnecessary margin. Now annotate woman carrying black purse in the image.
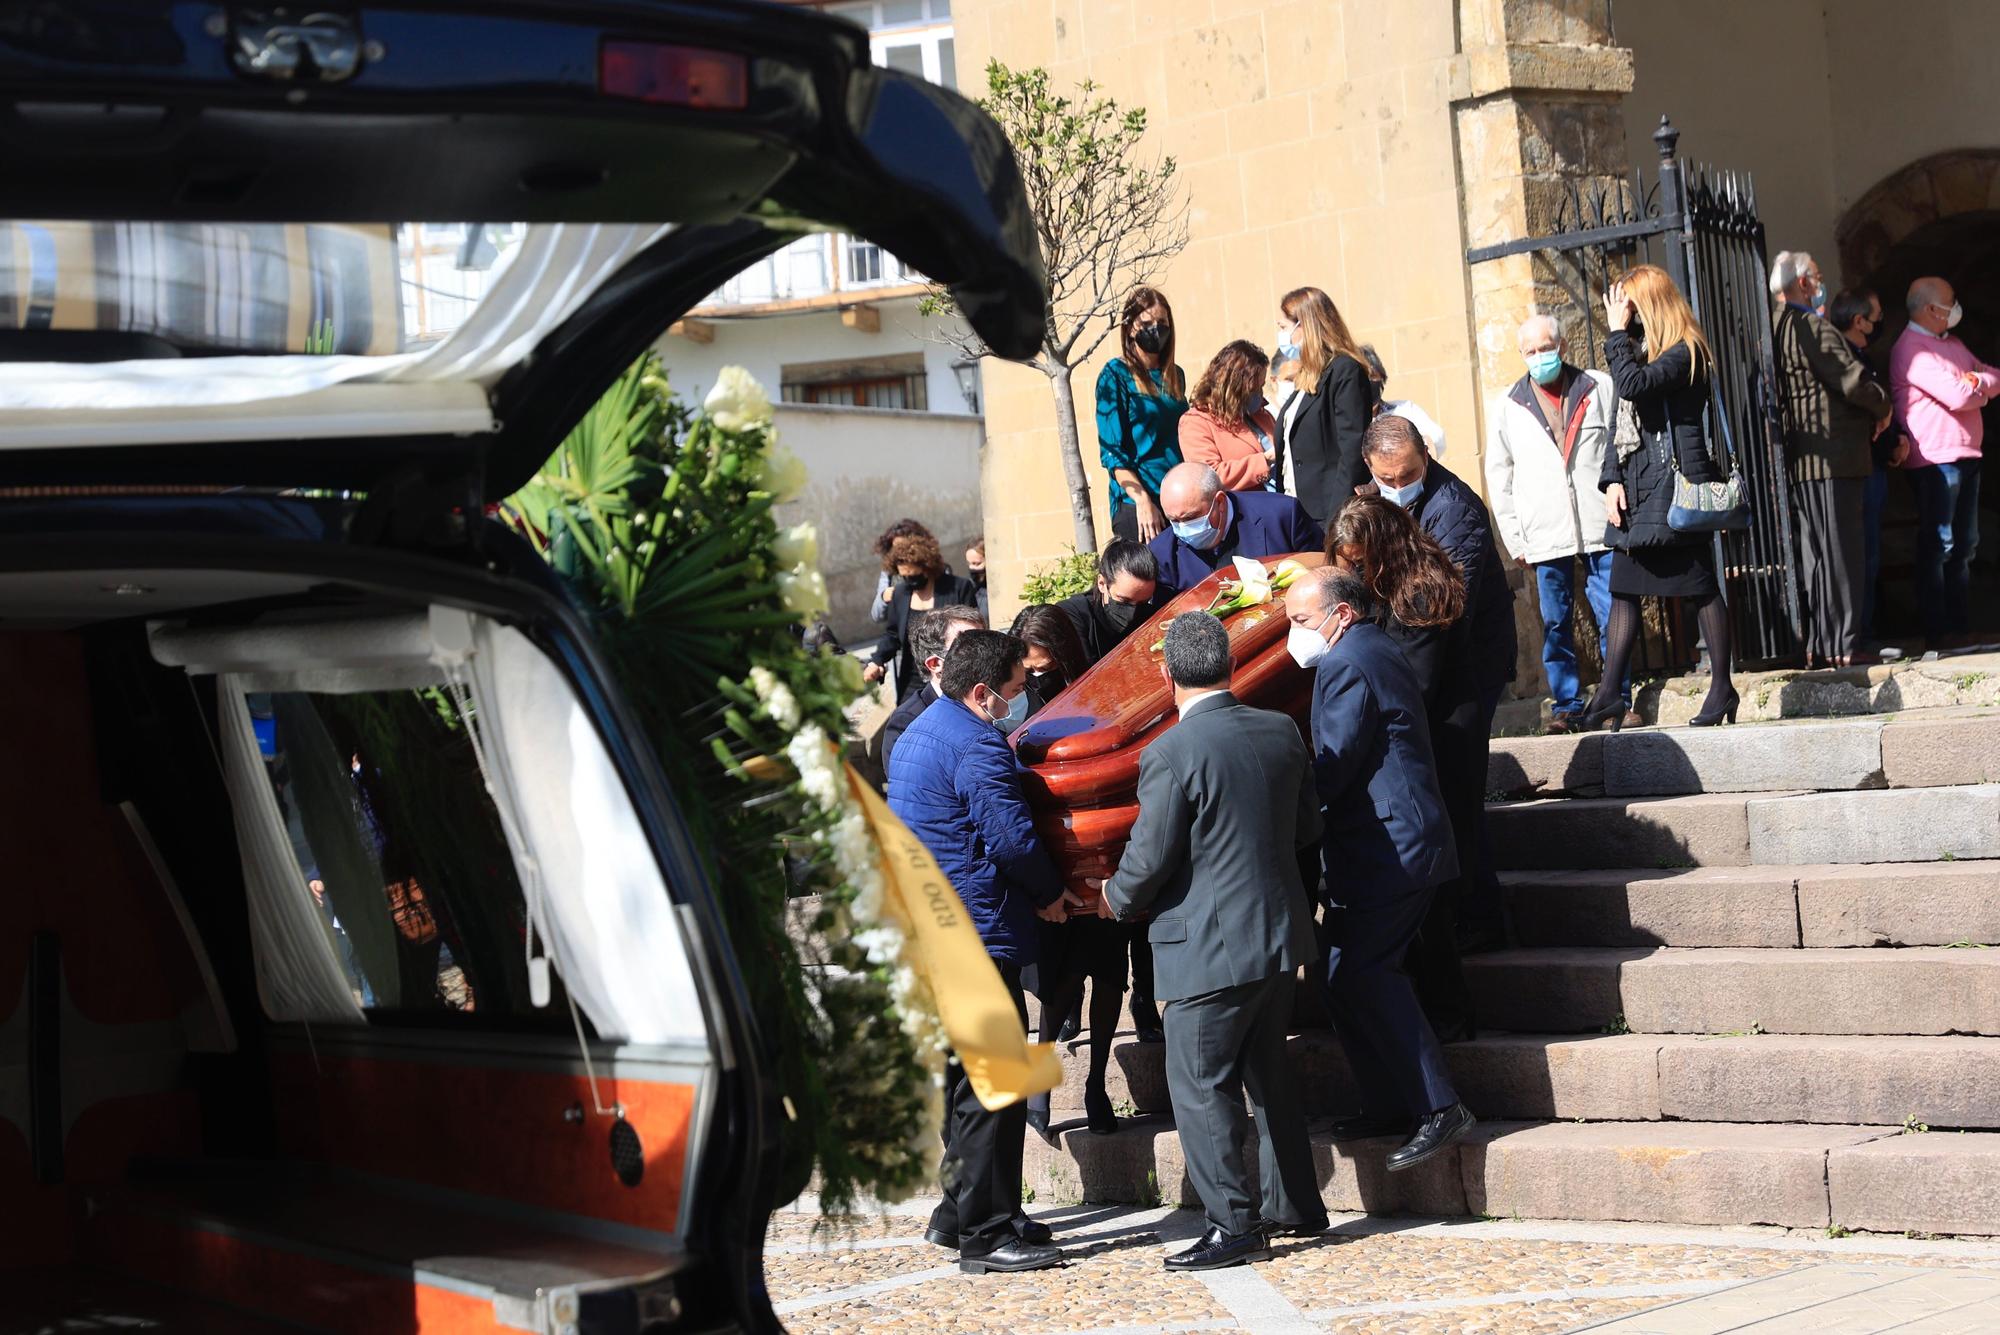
[1583,264,1739,729]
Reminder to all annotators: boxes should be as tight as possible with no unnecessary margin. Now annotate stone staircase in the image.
[1022,706,2000,1237]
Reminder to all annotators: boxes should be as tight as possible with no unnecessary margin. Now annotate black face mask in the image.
[894,573,923,593]
[1865,319,1892,349]
[1134,324,1169,355]
[970,568,987,589]
[1102,597,1143,632]
[1027,668,1069,700]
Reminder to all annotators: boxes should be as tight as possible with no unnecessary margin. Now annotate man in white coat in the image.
[1484,314,1633,734]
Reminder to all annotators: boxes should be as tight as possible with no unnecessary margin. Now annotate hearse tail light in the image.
[599,41,749,111]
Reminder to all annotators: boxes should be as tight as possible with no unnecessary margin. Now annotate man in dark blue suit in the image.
[1148,462,1324,597]
[1285,565,1476,1172]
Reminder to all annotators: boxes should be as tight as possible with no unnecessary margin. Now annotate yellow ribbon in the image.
[846,764,1063,1111]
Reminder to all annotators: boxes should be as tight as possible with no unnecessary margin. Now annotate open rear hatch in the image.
[0,0,1045,505]
[0,5,1046,1331]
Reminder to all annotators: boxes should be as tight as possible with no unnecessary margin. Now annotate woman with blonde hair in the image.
[1179,339,1282,491]
[1096,285,1188,541]
[1586,264,1737,729]
[1276,286,1381,526]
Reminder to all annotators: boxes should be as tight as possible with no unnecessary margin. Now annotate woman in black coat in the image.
[1584,264,1738,729]
[1277,286,1380,525]
[863,530,981,703]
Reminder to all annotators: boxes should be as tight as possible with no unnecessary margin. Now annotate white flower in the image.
[759,442,809,502]
[772,522,819,571]
[703,365,773,432]
[776,567,829,621]
[786,725,844,812]
[749,666,804,732]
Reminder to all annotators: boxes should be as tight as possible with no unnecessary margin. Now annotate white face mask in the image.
[1947,301,1965,330]
[1287,611,1337,669]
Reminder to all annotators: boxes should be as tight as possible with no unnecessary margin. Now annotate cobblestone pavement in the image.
[766,1198,2000,1334]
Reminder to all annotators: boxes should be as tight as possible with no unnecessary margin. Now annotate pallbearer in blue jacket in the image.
[887,629,1071,1275]
[1283,565,1478,1174]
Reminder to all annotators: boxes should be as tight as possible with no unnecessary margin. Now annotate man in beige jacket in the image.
[1483,314,1629,733]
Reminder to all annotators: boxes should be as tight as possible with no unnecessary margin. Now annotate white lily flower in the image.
[772,521,819,570]
[703,365,773,431]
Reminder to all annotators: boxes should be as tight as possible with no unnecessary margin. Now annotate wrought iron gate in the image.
[1466,115,1801,670]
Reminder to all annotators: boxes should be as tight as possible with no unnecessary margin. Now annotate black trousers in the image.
[1792,474,1866,663]
[928,963,1030,1255]
[1321,889,1460,1119]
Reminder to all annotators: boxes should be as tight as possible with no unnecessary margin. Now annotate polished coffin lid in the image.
[1013,553,1323,897]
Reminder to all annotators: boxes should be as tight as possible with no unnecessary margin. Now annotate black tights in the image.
[1591,591,1734,716]
[1030,967,1122,1116]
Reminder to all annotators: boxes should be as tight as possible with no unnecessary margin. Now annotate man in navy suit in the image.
[1149,462,1323,597]
[1285,565,1476,1172]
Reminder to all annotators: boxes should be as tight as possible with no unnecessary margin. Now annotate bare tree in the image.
[923,61,1188,552]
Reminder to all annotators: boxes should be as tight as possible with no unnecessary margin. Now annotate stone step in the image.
[1464,947,2000,1036]
[1489,787,2000,869]
[1503,860,2000,948]
[1489,708,2000,799]
[1024,1118,2000,1234]
[1050,1029,2000,1128]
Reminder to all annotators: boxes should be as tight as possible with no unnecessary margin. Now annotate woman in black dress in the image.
[1328,495,1477,1041]
[1585,265,1739,729]
[864,530,981,704]
[1009,604,1124,1139]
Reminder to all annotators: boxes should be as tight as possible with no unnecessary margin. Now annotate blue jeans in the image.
[1912,459,1982,640]
[1861,465,1889,639]
[1535,550,1626,717]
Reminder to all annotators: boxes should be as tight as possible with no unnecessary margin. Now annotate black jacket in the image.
[1406,462,1518,687]
[874,572,982,701]
[1056,590,1153,666]
[1601,330,1722,550]
[878,682,936,780]
[1285,353,1378,524]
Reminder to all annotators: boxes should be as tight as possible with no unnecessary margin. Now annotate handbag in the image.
[1667,388,1751,533]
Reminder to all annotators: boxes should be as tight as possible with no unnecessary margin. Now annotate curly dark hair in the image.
[873,518,935,570]
[1328,493,1465,630]
[1008,604,1091,690]
[888,531,945,579]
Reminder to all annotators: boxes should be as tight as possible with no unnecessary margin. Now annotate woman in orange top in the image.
[1178,339,1282,492]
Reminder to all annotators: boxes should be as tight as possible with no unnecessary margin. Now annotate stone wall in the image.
[953,0,1481,626]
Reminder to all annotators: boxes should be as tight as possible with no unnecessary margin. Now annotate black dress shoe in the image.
[1027,1106,1057,1147]
[1131,998,1164,1044]
[1163,1224,1271,1271]
[1385,1102,1476,1173]
[1014,1215,1054,1246]
[1267,1215,1330,1238]
[958,1238,1065,1273]
[1084,1085,1119,1136]
[1056,1016,1081,1043]
[1328,1112,1415,1142]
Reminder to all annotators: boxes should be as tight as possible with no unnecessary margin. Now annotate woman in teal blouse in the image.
[1096,286,1189,541]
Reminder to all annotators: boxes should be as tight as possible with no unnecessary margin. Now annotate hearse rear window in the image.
[253,686,564,1023]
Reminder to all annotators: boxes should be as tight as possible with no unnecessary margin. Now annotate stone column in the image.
[1451,0,1636,716]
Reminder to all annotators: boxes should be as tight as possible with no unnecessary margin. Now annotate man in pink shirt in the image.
[1890,276,1999,643]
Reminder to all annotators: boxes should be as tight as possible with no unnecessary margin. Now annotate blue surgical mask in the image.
[1526,350,1564,385]
[1379,477,1424,508]
[993,686,1030,734]
[1811,287,1828,316]
[1276,330,1300,360]
[1170,504,1219,549]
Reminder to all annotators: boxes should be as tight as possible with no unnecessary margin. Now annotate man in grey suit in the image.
[1092,611,1327,1271]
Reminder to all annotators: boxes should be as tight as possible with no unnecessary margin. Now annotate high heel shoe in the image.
[1083,1085,1119,1136]
[1688,689,1739,727]
[1578,695,1625,733]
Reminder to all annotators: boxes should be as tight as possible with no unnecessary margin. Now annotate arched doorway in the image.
[1835,156,2000,647]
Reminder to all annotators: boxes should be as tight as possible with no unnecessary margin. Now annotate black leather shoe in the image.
[958,1238,1065,1273]
[1328,1112,1414,1142]
[1084,1085,1119,1136]
[1163,1224,1271,1270]
[1268,1215,1330,1239]
[924,1224,955,1249]
[1385,1102,1476,1173]
[1131,998,1164,1044]
[1027,1106,1057,1147]
[1014,1215,1054,1246]
[1056,1016,1081,1043]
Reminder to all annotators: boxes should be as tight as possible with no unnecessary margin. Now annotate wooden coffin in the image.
[1012,552,1325,902]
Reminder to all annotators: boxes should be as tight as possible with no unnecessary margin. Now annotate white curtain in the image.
[461,621,706,1047]
[216,673,367,1026]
